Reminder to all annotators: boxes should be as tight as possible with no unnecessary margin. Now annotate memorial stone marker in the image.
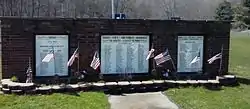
[35,35,69,77]
[0,18,231,81]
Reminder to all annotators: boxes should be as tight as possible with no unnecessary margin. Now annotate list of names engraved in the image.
[35,35,69,76]
[101,35,149,74]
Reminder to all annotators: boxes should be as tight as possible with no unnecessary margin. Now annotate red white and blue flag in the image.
[90,51,100,70]
[67,47,79,66]
[154,49,172,65]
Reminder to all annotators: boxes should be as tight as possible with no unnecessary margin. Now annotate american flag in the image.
[154,49,172,65]
[26,66,32,74]
[90,51,100,70]
[207,53,222,64]
[190,50,201,65]
[67,47,79,66]
[42,50,54,62]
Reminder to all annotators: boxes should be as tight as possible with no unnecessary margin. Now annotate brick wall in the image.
[1,17,231,81]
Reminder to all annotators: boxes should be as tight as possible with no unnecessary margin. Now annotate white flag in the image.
[42,53,54,62]
[90,51,100,70]
[67,48,79,66]
[146,48,155,60]
[190,56,200,65]
[154,49,171,65]
[190,51,201,65]
[207,53,222,64]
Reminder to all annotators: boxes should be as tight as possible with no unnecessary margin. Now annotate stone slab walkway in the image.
[108,92,179,109]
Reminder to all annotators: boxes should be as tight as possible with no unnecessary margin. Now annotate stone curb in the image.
[0,75,237,95]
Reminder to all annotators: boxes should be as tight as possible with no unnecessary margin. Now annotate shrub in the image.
[10,76,19,82]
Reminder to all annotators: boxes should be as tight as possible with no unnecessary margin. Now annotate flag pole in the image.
[218,44,224,75]
[168,48,176,71]
[52,45,56,75]
[168,49,177,80]
[152,43,156,70]
[170,58,176,71]
[151,43,157,79]
[28,57,31,68]
[152,59,156,70]
[77,41,80,73]
[26,57,32,83]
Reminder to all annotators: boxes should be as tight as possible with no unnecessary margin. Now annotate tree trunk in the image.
[0,0,5,16]
[10,0,13,16]
[47,0,51,17]
[31,0,35,17]
[20,0,23,17]
[37,0,40,16]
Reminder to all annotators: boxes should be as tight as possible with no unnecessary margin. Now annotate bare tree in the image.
[0,0,239,20]
[20,0,23,17]
[37,0,41,16]
[46,0,51,17]
[161,0,175,19]
[0,0,5,16]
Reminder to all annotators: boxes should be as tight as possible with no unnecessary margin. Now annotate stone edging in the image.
[0,75,237,95]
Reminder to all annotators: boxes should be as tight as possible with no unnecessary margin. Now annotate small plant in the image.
[10,76,19,82]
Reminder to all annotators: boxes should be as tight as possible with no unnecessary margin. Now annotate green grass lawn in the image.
[0,92,109,109]
[166,32,250,109]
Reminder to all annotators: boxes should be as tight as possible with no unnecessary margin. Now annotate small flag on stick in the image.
[26,66,32,74]
[25,66,33,83]
[146,48,155,60]
[207,53,222,64]
[42,50,54,62]
[154,49,172,65]
[67,48,79,66]
[90,51,100,70]
[190,50,201,65]
[26,57,33,83]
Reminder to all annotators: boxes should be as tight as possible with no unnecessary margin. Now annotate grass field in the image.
[166,32,250,109]
[0,92,109,109]
[0,56,108,108]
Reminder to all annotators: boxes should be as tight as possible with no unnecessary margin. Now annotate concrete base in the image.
[108,92,179,109]
[0,76,237,95]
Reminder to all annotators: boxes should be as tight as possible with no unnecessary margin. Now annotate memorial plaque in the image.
[101,35,149,74]
[35,35,69,76]
[177,36,204,73]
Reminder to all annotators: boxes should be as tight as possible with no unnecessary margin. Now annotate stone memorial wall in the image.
[0,17,231,81]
